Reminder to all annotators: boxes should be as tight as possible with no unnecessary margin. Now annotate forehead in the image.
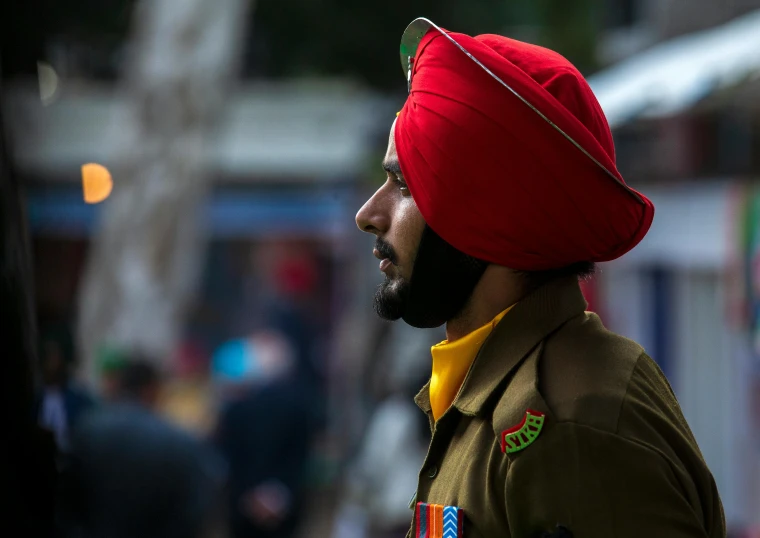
[384,119,398,160]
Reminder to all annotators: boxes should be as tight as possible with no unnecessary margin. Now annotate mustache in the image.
[375,238,398,265]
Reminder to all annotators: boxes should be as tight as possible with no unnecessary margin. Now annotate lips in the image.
[373,248,395,273]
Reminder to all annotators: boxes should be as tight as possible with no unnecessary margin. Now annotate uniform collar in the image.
[414,276,588,417]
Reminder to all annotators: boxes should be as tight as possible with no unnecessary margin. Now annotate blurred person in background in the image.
[35,325,96,457]
[61,357,225,538]
[96,345,129,402]
[331,382,427,538]
[214,329,318,538]
[355,19,725,538]
[160,338,216,437]
[259,252,326,431]
[35,325,96,537]
[331,321,438,538]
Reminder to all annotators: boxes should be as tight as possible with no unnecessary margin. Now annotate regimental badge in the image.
[414,502,464,538]
[501,409,545,454]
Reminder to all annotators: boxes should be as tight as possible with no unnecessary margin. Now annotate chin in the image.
[373,276,409,321]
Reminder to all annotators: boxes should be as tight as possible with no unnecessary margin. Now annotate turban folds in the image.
[394,29,654,271]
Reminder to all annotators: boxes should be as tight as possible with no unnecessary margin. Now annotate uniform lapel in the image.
[453,276,588,416]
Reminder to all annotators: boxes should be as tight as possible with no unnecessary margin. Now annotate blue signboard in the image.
[26,186,357,238]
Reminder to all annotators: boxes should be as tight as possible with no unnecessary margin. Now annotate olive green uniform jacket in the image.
[407,277,726,538]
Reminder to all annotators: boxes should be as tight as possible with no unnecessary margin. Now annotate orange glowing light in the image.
[81,163,113,204]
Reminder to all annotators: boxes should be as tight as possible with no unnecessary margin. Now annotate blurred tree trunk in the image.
[77,0,252,383]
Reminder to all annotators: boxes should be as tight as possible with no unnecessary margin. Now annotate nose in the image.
[355,189,390,235]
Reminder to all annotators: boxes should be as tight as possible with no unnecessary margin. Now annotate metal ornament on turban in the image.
[395,18,654,272]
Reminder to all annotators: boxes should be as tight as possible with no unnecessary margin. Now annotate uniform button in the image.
[427,465,438,478]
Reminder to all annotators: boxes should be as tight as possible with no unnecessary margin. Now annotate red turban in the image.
[395,28,654,271]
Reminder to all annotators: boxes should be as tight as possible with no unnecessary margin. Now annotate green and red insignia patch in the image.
[501,409,545,454]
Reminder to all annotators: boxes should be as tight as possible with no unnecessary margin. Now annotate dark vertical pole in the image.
[0,35,58,538]
[651,266,673,382]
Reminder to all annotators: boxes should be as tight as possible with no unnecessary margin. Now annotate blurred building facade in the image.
[592,4,760,532]
[600,0,760,64]
[6,79,388,337]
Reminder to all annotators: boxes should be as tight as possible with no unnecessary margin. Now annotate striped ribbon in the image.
[414,502,464,538]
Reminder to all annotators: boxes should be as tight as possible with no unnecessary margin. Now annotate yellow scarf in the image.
[429,306,513,421]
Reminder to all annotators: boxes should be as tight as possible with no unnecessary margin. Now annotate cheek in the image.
[391,200,426,267]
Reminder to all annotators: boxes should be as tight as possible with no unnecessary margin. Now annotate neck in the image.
[445,265,528,342]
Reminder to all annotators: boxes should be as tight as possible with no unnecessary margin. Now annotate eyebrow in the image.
[382,159,404,178]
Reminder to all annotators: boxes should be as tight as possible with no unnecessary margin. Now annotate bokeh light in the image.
[36,61,59,106]
[81,163,113,204]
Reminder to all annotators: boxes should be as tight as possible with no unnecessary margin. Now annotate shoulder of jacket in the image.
[491,313,646,445]
[541,313,644,430]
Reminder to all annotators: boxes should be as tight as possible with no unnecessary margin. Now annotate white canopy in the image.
[588,9,760,128]
[4,79,390,182]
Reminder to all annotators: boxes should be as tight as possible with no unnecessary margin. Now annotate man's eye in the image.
[392,177,410,194]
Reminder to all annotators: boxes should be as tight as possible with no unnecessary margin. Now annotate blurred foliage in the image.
[2,0,136,77]
[3,0,600,87]
[251,0,601,89]
[45,0,136,40]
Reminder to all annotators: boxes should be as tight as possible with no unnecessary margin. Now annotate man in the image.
[214,329,318,538]
[355,18,725,538]
[63,359,224,538]
[36,325,96,455]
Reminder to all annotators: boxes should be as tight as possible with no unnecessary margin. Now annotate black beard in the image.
[373,274,411,321]
[372,225,488,328]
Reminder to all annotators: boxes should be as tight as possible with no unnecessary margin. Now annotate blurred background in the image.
[2,0,760,537]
